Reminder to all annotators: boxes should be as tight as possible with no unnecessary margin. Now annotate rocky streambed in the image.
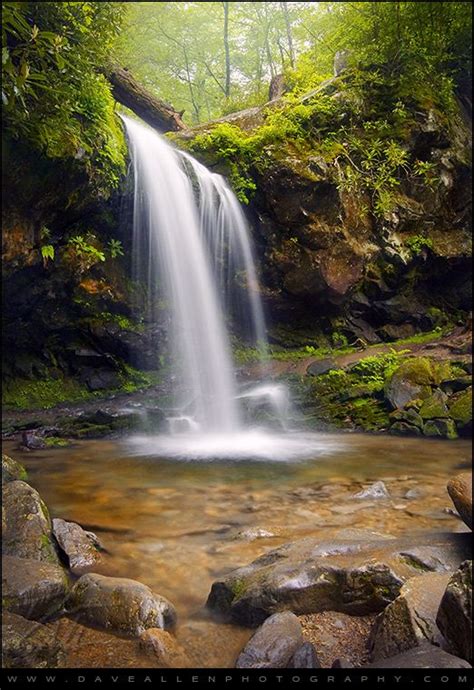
[1,433,472,670]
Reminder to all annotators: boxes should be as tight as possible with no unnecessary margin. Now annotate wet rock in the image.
[423,417,458,439]
[353,481,390,500]
[288,641,321,668]
[369,572,451,660]
[2,611,65,668]
[21,430,46,450]
[52,518,103,575]
[440,375,472,394]
[389,408,424,429]
[2,453,27,483]
[389,421,422,436]
[447,473,472,529]
[363,642,471,668]
[2,555,69,620]
[2,480,59,563]
[236,612,303,668]
[79,368,121,392]
[436,560,472,663]
[235,528,276,541]
[139,629,191,668]
[67,573,177,636]
[206,533,470,626]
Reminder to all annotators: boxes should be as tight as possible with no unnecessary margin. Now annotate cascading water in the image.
[122,115,342,461]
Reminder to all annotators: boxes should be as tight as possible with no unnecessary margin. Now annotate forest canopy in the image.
[2,1,472,190]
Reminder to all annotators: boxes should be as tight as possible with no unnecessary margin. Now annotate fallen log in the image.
[107,65,187,133]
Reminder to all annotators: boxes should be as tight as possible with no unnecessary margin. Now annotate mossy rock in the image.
[448,388,472,427]
[418,390,449,420]
[423,418,458,440]
[385,358,445,410]
[2,454,28,484]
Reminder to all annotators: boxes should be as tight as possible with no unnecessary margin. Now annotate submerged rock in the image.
[436,560,472,663]
[52,518,103,575]
[1,453,27,483]
[2,611,65,668]
[363,642,471,668]
[353,481,390,500]
[236,612,303,668]
[2,480,59,564]
[369,572,451,660]
[447,472,472,529]
[206,533,470,626]
[2,555,69,620]
[67,573,177,636]
[139,629,191,668]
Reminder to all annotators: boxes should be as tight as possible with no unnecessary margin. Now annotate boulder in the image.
[436,560,472,663]
[2,480,59,564]
[418,389,449,420]
[307,359,341,376]
[2,611,65,668]
[423,418,458,439]
[21,431,46,450]
[288,641,321,668]
[139,629,191,668]
[2,555,69,620]
[236,612,303,668]
[447,473,472,529]
[448,387,472,435]
[369,572,451,660]
[52,518,103,575]
[385,358,435,409]
[364,642,471,668]
[206,533,470,626]
[2,453,27,483]
[67,573,177,636]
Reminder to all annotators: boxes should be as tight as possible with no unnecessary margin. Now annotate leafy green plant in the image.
[406,235,434,255]
[107,239,124,259]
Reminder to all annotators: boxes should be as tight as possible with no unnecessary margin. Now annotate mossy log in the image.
[107,66,187,133]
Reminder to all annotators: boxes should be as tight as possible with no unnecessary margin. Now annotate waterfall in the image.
[122,114,268,433]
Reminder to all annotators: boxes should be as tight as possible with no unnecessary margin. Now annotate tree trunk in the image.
[223,1,231,98]
[280,1,295,68]
[107,66,187,132]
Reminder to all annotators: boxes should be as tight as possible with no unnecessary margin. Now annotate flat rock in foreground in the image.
[206,532,471,626]
[67,573,177,636]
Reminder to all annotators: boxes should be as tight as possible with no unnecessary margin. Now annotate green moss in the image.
[2,376,95,411]
[44,437,71,448]
[448,388,472,425]
[230,578,249,601]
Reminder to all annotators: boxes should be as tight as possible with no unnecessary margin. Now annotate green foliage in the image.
[40,244,54,264]
[406,235,434,256]
[67,234,106,264]
[2,2,126,194]
[107,239,124,259]
[2,376,93,410]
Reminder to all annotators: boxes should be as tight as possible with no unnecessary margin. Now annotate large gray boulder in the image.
[206,532,471,626]
[52,518,102,575]
[2,555,69,620]
[236,612,303,668]
[436,560,472,663]
[2,611,65,668]
[2,480,58,564]
[369,571,451,660]
[67,573,177,636]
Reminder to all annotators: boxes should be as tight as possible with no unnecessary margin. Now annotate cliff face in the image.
[249,105,471,346]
